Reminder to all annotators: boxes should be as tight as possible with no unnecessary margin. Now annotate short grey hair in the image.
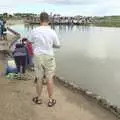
[40,12,49,22]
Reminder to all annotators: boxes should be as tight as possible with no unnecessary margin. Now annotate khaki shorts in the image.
[34,55,56,80]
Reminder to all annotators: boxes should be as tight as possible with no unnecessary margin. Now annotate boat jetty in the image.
[24,14,93,25]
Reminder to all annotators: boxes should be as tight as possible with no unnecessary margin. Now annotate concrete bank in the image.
[56,76,120,118]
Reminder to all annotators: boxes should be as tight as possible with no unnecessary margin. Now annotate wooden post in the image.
[0,41,8,51]
[0,52,6,76]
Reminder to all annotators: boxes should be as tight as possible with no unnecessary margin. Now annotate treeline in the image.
[93,16,120,27]
[0,13,13,19]
[0,13,38,20]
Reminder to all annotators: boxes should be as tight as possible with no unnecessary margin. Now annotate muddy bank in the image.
[6,19,24,26]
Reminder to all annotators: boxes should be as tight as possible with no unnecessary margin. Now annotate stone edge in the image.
[56,76,120,118]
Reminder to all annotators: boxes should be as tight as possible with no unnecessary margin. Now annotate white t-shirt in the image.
[28,26,60,56]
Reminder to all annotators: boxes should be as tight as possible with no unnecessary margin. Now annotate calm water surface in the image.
[10,24,120,107]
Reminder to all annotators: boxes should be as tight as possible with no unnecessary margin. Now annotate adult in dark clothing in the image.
[13,43,27,74]
[22,38,34,69]
[21,39,30,67]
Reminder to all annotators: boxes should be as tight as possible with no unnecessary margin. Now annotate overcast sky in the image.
[0,0,120,16]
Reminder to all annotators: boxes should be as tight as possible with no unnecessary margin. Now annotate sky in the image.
[0,0,120,16]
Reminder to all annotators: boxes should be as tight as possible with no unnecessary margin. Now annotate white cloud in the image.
[0,0,36,7]
[0,0,112,6]
[36,0,105,5]
[0,0,120,15]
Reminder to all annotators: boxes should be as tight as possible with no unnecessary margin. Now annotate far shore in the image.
[5,18,120,28]
[6,19,24,26]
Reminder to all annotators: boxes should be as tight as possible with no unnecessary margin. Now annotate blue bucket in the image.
[6,60,17,74]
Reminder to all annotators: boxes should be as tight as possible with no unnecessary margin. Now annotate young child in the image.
[3,28,7,40]
[13,43,28,75]
[0,19,4,40]
[0,23,2,40]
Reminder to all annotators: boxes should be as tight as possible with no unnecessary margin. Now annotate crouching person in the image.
[13,43,28,79]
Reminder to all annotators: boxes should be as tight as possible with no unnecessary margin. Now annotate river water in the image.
[10,24,120,107]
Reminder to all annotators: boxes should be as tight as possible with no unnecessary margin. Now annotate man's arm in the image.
[27,31,34,44]
[53,44,60,48]
[53,32,60,48]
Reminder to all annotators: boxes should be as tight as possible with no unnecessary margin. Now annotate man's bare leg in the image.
[47,78,53,99]
[33,77,43,104]
[36,78,43,98]
[47,74,56,107]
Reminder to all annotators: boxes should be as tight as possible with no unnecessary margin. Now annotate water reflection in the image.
[11,24,120,60]
[24,24,90,33]
[24,24,38,31]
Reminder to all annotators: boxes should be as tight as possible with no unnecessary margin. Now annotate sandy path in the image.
[0,71,118,120]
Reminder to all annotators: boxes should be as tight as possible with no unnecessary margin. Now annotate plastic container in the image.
[6,59,17,74]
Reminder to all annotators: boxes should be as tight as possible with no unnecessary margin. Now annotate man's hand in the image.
[53,44,60,48]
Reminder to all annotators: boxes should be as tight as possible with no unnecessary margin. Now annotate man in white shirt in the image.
[28,12,60,107]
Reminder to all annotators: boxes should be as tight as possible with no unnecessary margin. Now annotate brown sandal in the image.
[32,97,42,104]
[48,99,56,107]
